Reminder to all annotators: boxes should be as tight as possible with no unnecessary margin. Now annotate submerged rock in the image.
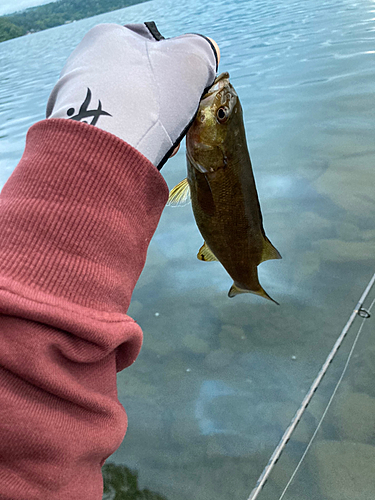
[297,211,332,236]
[314,155,375,218]
[127,299,143,318]
[293,250,321,283]
[330,389,375,443]
[182,333,210,354]
[309,440,375,500]
[219,324,251,351]
[204,348,235,370]
[350,346,375,398]
[336,221,362,241]
[267,451,310,498]
[313,239,375,262]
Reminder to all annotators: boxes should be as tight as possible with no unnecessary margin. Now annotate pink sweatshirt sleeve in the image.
[0,119,169,500]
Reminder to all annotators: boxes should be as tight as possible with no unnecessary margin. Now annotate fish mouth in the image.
[202,72,230,100]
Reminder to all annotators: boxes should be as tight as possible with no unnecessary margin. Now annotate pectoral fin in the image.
[260,237,282,263]
[167,178,191,206]
[197,242,218,261]
[228,282,279,305]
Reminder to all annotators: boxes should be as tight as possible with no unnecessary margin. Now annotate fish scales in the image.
[188,155,264,285]
[169,72,281,302]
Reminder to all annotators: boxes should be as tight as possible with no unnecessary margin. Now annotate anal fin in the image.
[261,237,282,263]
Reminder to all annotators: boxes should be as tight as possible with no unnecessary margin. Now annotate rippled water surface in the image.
[1,0,375,499]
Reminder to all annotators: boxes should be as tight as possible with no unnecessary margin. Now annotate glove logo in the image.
[67,88,112,125]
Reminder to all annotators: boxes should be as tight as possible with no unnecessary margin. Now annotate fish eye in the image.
[216,107,228,123]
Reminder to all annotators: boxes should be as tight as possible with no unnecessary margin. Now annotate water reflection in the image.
[103,463,167,500]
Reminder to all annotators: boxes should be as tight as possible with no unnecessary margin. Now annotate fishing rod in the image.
[277,293,375,499]
[247,272,375,500]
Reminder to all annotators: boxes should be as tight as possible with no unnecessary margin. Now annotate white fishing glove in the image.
[46,22,218,169]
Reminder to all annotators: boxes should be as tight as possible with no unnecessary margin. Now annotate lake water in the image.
[1,0,375,499]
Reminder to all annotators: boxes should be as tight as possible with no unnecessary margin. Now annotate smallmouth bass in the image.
[169,72,281,303]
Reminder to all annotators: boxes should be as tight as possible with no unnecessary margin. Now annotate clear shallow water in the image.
[1,0,375,499]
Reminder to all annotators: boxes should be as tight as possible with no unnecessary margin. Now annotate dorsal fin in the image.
[197,242,218,261]
[260,237,282,263]
[167,178,191,206]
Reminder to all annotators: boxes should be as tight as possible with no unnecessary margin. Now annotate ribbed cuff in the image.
[0,119,169,315]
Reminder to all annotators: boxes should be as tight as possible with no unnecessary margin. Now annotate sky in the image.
[0,0,59,16]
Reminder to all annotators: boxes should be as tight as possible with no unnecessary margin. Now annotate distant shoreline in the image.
[0,0,150,43]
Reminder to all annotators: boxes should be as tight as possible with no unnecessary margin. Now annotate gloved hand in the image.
[46,22,219,169]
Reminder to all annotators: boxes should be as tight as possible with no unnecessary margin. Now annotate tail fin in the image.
[228,282,279,305]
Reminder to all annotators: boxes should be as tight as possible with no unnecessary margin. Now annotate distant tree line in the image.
[0,0,150,43]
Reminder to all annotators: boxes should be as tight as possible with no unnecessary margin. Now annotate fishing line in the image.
[278,294,375,500]
[247,272,375,500]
